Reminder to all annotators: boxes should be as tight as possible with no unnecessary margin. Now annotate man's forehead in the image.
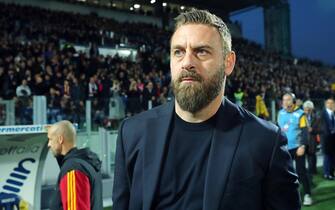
[326,99,334,104]
[171,24,220,47]
[283,94,294,98]
[47,125,57,135]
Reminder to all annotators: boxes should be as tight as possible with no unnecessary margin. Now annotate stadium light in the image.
[134,4,141,9]
[162,2,167,7]
[150,0,156,4]
[130,6,134,11]
[180,6,185,10]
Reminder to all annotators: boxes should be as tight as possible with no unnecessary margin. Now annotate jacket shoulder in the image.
[238,105,280,135]
[117,102,172,153]
[125,102,170,122]
[236,105,288,170]
[120,102,171,134]
[59,157,95,182]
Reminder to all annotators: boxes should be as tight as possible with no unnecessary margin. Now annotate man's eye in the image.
[173,49,184,57]
[197,49,208,56]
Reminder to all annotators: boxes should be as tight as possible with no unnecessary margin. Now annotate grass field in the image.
[104,169,335,210]
[303,170,335,210]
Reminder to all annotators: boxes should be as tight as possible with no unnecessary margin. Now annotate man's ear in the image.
[224,51,236,76]
[58,135,64,144]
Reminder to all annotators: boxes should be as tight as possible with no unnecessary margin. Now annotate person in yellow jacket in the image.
[255,94,269,119]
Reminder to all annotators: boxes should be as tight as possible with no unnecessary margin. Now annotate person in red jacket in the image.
[47,120,103,210]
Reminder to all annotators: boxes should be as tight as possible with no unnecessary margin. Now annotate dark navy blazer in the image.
[113,98,301,210]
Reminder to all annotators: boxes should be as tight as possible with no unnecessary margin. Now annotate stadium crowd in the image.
[0,2,334,128]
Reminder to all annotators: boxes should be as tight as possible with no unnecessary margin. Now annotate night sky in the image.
[230,0,335,66]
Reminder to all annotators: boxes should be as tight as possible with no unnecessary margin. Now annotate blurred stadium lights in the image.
[130,6,134,10]
[150,0,156,4]
[162,2,167,7]
[180,6,185,10]
[134,4,141,9]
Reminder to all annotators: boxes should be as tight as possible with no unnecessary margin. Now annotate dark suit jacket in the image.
[306,112,320,154]
[320,109,335,155]
[113,99,300,210]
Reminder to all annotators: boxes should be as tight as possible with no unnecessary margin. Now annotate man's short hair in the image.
[303,100,314,109]
[173,9,232,56]
[283,92,296,103]
[51,120,76,144]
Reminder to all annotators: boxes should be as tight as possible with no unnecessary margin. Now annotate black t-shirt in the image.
[153,111,217,210]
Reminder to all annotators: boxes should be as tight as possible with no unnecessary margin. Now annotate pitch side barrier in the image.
[0,125,48,210]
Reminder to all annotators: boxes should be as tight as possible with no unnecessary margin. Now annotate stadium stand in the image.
[0,2,334,128]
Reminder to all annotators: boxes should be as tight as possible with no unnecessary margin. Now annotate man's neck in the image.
[175,92,223,123]
[61,145,76,156]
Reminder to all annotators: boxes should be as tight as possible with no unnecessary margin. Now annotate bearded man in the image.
[113,9,301,210]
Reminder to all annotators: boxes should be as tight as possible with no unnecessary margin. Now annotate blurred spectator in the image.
[319,98,335,180]
[88,76,98,99]
[47,87,62,123]
[303,100,320,175]
[3,69,18,99]
[126,80,141,116]
[33,74,48,95]
[142,81,157,110]
[255,94,269,120]
[71,77,85,104]
[234,87,244,106]
[0,67,5,98]
[16,79,31,97]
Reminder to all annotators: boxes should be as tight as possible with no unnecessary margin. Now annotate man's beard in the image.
[172,66,225,113]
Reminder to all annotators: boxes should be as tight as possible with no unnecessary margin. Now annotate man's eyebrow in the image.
[171,44,214,50]
[171,44,184,49]
[192,45,213,50]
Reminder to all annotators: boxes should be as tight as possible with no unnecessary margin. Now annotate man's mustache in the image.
[177,71,203,82]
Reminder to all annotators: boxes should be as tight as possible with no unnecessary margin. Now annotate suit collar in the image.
[217,98,243,130]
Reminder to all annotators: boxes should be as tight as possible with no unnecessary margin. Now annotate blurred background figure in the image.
[255,93,269,120]
[303,100,320,177]
[320,98,335,180]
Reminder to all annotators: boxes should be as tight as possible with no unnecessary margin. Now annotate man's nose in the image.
[181,51,196,71]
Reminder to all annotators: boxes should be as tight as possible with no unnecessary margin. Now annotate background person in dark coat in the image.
[320,98,335,180]
[303,100,320,175]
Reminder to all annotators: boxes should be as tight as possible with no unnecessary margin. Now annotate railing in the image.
[0,96,329,127]
[0,96,330,181]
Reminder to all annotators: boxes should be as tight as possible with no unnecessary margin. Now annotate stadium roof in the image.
[128,0,282,14]
[158,0,265,13]
[71,0,283,16]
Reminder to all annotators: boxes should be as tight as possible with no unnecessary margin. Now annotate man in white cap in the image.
[303,100,319,175]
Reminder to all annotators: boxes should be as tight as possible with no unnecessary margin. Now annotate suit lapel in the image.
[142,102,174,210]
[203,99,244,210]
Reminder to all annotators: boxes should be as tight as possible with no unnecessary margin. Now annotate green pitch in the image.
[303,170,335,210]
